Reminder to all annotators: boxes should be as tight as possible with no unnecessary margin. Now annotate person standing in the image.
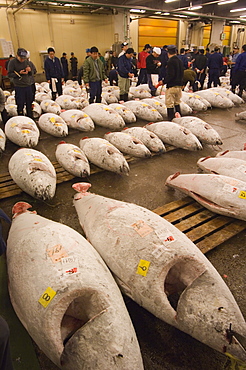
[193,49,207,90]
[118,42,128,58]
[230,46,240,93]
[207,47,223,88]
[146,47,161,96]
[44,47,64,100]
[136,44,151,86]
[117,47,134,101]
[0,88,9,124]
[7,48,33,118]
[0,316,14,370]
[70,52,78,80]
[178,48,188,69]
[234,44,246,98]
[26,51,37,102]
[85,48,91,59]
[158,45,168,81]
[83,46,108,104]
[60,52,69,81]
[159,45,183,121]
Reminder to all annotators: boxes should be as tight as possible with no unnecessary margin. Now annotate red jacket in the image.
[137,50,150,69]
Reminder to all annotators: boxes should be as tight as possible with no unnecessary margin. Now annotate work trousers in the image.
[208,69,220,88]
[235,70,246,96]
[0,316,14,370]
[165,86,182,108]
[109,70,118,86]
[137,68,147,86]
[118,75,130,95]
[89,80,102,104]
[15,85,33,118]
[49,78,63,100]
[147,74,157,96]
[196,72,206,90]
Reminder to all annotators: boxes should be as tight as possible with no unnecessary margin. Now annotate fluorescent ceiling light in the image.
[229,20,240,23]
[130,8,146,13]
[240,14,246,17]
[230,7,246,12]
[163,12,170,15]
[173,14,188,17]
[188,5,202,10]
[165,0,178,3]
[218,0,238,4]
[154,11,162,14]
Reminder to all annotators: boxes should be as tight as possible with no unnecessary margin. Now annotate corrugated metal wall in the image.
[138,18,178,52]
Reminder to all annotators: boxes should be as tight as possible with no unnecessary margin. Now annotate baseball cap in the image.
[17,48,27,58]
[153,47,161,55]
[86,48,91,53]
[167,44,177,50]
[121,42,128,47]
[144,44,151,49]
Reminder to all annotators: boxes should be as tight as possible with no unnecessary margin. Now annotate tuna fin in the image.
[59,141,66,144]
[169,172,181,181]
[12,202,33,218]
[199,156,211,162]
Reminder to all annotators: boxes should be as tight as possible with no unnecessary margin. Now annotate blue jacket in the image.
[178,54,188,69]
[234,51,246,72]
[207,52,223,70]
[118,54,133,78]
[44,56,64,80]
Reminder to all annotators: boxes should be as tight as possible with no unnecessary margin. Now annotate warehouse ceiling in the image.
[6,0,246,23]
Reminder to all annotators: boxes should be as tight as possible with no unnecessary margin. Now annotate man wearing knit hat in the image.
[158,45,183,120]
[146,47,162,96]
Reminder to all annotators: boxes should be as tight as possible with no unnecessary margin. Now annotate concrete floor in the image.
[0,102,246,370]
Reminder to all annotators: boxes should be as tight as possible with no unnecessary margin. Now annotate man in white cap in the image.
[146,47,162,96]
[118,42,129,58]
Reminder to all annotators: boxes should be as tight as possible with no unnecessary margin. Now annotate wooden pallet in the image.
[0,146,176,200]
[153,197,246,254]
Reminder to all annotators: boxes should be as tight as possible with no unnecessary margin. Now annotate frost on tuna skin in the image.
[72,184,246,362]
[7,203,144,369]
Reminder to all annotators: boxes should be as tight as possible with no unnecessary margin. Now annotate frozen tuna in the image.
[102,86,120,100]
[129,86,152,99]
[197,156,246,182]
[180,101,193,115]
[56,142,90,177]
[35,92,52,103]
[122,126,166,153]
[166,172,246,221]
[7,202,144,370]
[63,87,82,97]
[197,90,234,108]
[142,98,168,118]
[6,95,16,105]
[181,92,208,111]
[145,121,203,151]
[173,116,222,145]
[60,110,94,132]
[40,99,61,115]
[109,103,136,124]
[101,92,118,104]
[31,102,42,119]
[216,149,246,160]
[123,101,162,122]
[104,132,151,158]
[73,182,246,362]
[38,113,68,137]
[56,95,78,110]
[210,87,244,105]
[5,116,40,147]
[8,148,56,200]
[235,111,246,121]
[79,137,129,175]
[5,104,18,117]
[83,103,125,130]
[0,128,6,153]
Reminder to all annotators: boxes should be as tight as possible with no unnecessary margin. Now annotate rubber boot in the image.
[1,108,9,124]
[151,90,156,97]
[123,93,128,102]
[52,92,57,101]
[167,107,175,121]
[120,95,125,102]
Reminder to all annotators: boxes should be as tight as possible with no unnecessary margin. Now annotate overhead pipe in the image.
[13,0,33,13]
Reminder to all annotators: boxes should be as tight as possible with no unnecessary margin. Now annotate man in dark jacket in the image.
[83,46,108,104]
[117,47,134,101]
[159,45,183,121]
[146,47,161,96]
[8,48,33,118]
[193,49,207,90]
[0,316,14,370]
[178,48,188,69]
[159,45,168,81]
[207,47,223,88]
[44,47,64,100]
[60,52,69,81]
[234,44,246,97]
[70,52,78,80]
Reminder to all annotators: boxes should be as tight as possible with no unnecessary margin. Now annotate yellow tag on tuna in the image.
[38,287,56,308]
[104,107,109,111]
[154,101,160,105]
[137,260,150,277]
[73,149,81,153]
[238,190,246,199]
[33,158,42,162]
[21,130,30,134]
[50,117,56,123]
[11,123,17,128]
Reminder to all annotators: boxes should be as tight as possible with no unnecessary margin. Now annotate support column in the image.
[209,20,225,48]
[113,10,130,44]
